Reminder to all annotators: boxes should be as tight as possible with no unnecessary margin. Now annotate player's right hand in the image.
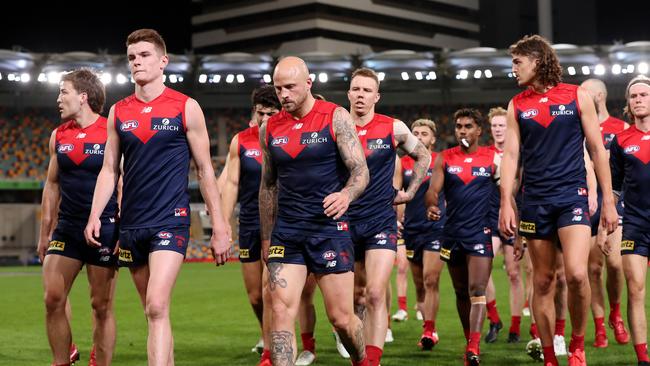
[426,205,441,221]
[37,237,49,263]
[513,236,525,261]
[261,239,270,263]
[323,190,351,220]
[499,205,518,238]
[84,218,102,248]
[210,228,231,266]
[596,226,610,256]
[396,220,404,239]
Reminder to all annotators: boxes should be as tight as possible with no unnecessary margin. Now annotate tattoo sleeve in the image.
[333,107,369,201]
[394,120,431,198]
[258,123,278,241]
[270,330,294,366]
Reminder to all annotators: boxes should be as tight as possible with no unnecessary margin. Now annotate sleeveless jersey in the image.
[601,116,628,150]
[402,152,445,236]
[237,125,262,229]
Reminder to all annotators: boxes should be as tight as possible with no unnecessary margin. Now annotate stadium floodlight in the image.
[0,72,2,80]
[116,73,128,84]
[401,72,409,81]
[226,74,235,83]
[20,73,30,83]
[567,66,576,76]
[484,69,492,78]
[611,64,621,75]
[427,71,436,80]
[263,74,271,83]
[178,76,184,82]
[47,71,61,84]
[38,73,46,82]
[236,74,245,83]
[459,69,468,79]
[169,74,178,83]
[198,74,207,84]
[627,64,635,73]
[594,64,605,76]
[638,62,649,74]
[318,72,328,83]
[211,74,221,83]
[378,72,385,81]
[415,71,423,80]
[309,73,315,81]
[130,76,135,83]
[162,74,167,82]
[8,73,15,81]
[507,72,514,78]
[100,73,112,85]
[473,70,482,79]
[581,66,590,75]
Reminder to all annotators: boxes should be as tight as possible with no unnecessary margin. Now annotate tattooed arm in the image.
[393,119,430,204]
[258,122,278,262]
[323,107,369,220]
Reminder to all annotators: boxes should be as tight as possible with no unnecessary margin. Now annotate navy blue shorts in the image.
[238,227,261,263]
[47,220,118,267]
[440,232,493,266]
[267,231,354,274]
[351,216,397,262]
[404,231,442,265]
[518,198,590,239]
[118,225,189,267]
[621,226,650,257]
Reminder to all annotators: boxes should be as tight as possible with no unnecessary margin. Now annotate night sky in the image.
[0,1,648,54]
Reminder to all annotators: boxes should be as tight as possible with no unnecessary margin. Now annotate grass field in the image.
[0,260,644,365]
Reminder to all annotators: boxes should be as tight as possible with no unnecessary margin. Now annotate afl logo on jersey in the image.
[57,144,74,153]
[447,166,463,174]
[520,109,538,119]
[120,120,139,131]
[624,145,640,154]
[244,149,261,157]
[271,136,288,146]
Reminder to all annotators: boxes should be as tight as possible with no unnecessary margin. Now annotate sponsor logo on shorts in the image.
[406,250,414,258]
[175,235,186,248]
[447,166,463,174]
[473,244,485,254]
[624,145,640,154]
[572,208,583,215]
[119,248,133,262]
[322,250,337,261]
[57,144,74,153]
[520,109,538,119]
[326,260,337,268]
[472,167,491,177]
[621,240,635,250]
[158,231,173,239]
[268,246,285,258]
[244,149,261,157]
[431,240,441,250]
[120,120,139,132]
[158,240,170,246]
[572,215,583,222]
[99,256,110,262]
[174,208,188,217]
[440,248,451,260]
[577,187,588,196]
[520,221,536,233]
[48,240,65,251]
[271,136,288,146]
[483,227,492,235]
[374,233,387,239]
[337,222,349,231]
[239,248,250,259]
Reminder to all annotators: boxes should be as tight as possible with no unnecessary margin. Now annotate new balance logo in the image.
[539,97,548,103]
[464,158,473,163]
[141,106,152,113]
[292,123,303,130]
[358,130,367,136]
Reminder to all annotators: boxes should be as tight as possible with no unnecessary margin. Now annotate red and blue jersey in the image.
[609,125,650,231]
[601,116,628,150]
[513,83,587,204]
[348,113,396,222]
[115,87,191,229]
[55,117,117,224]
[402,152,445,236]
[441,146,497,240]
[266,100,349,236]
[237,125,262,229]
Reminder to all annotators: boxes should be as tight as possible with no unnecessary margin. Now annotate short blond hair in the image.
[351,67,380,87]
[487,107,507,122]
[411,118,437,135]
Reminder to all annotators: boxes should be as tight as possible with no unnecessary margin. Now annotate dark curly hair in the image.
[509,34,562,88]
[453,108,483,128]
[251,84,281,110]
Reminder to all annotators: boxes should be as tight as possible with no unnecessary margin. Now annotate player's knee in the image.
[534,272,555,295]
[248,288,263,307]
[588,260,604,280]
[43,290,66,313]
[145,299,169,321]
[506,267,521,284]
[468,284,486,298]
[329,310,353,332]
[627,280,646,301]
[565,270,588,290]
[365,285,385,309]
[423,272,440,290]
[90,297,112,319]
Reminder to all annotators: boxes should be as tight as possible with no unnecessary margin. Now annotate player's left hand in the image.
[600,199,618,235]
[588,192,598,216]
[396,220,404,239]
[323,190,351,220]
[426,205,441,221]
[393,190,413,205]
[210,225,231,266]
[596,227,611,256]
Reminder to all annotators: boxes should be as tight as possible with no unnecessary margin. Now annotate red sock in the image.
[635,343,650,362]
[594,317,606,335]
[351,356,369,366]
[530,323,540,339]
[301,332,316,353]
[365,345,383,366]
[261,349,271,361]
[467,331,481,354]
[610,302,622,319]
[486,300,500,323]
[543,346,559,365]
[569,334,585,353]
[398,296,407,311]
[464,328,470,341]
[524,299,529,308]
[424,320,435,333]
[509,316,521,335]
[554,318,566,336]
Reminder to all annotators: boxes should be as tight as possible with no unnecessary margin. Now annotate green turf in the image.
[0,260,644,365]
